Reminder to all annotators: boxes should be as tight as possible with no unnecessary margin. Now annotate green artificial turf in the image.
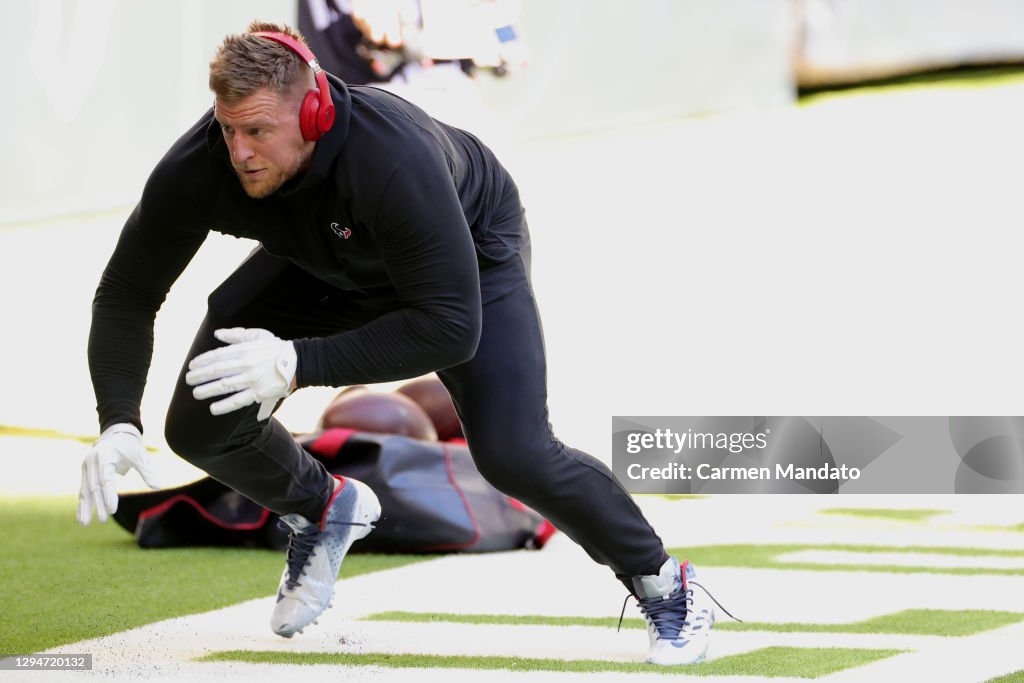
[0,496,432,655]
[819,508,948,523]
[669,544,1024,576]
[985,671,1024,683]
[200,646,903,678]
[361,608,1024,637]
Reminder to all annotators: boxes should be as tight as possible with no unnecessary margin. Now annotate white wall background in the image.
[1,0,297,226]
[0,0,796,225]
[5,1,1024,224]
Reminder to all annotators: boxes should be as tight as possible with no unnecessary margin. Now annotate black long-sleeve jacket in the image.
[88,76,519,431]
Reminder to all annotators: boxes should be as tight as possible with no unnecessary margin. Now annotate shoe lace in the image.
[617,580,742,638]
[636,590,691,640]
[279,521,323,591]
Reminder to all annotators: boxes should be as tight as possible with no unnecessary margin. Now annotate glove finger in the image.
[185,358,252,386]
[257,398,276,421]
[101,462,119,517]
[187,340,276,371]
[214,327,271,344]
[188,344,244,371]
[210,389,257,416]
[131,454,162,490]
[192,375,249,400]
[89,481,109,524]
[77,459,93,525]
[77,495,92,526]
[85,453,108,523]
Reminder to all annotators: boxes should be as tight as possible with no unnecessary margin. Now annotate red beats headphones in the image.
[252,31,335,141]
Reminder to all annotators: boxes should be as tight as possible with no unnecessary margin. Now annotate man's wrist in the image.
[277,341,298,391]
[101,423,142,440]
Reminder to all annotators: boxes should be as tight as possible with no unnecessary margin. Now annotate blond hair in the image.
[209,21,313,103]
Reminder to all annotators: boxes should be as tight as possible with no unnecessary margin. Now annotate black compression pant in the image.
[164,245,668,581]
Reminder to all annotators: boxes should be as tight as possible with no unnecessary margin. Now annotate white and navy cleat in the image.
[271,476,380,638]
[631,557,721,665]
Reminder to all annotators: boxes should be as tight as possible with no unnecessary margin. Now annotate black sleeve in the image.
[293,143,482,387]
[88,161,209,432]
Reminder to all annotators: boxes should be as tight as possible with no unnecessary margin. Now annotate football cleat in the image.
[631,557,716,665]
[271,476,380,637]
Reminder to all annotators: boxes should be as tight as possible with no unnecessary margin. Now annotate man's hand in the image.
[78,424,161,525]
[186,328,297,421]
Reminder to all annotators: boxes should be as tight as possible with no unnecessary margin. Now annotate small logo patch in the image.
[330,222,352,239]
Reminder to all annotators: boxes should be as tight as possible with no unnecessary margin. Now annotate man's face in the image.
[214,87,314,199]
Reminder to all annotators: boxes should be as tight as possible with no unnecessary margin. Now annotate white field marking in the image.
[777,550,1024,571]
[36,541,1024,682]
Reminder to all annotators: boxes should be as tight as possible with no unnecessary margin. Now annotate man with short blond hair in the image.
[78,21,715,665]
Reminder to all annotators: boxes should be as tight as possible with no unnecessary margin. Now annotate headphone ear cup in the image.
[299,89,321,141]
[318,99,336,135]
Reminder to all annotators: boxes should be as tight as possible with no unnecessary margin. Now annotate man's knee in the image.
[164,394,238,463]
[165,412,217,463]
[468,431,562,500]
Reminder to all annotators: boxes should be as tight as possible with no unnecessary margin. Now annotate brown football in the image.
[319,388,438,441]
[395,375,463,441]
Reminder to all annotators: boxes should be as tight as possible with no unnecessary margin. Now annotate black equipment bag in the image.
[112,429,556,553]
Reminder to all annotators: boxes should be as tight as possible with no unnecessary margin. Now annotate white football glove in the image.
[186,328,297,421]
[78,423,161,525]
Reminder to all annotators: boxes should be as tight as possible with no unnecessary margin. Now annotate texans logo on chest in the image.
[330,222,352,239]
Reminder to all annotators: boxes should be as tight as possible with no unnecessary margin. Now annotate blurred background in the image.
[2,0,1024,493]
[6,0,1024,224]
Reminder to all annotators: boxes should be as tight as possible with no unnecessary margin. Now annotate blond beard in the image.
[236,144,314,199]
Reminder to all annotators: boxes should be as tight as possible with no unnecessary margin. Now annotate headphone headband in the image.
[251,30,335,140]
